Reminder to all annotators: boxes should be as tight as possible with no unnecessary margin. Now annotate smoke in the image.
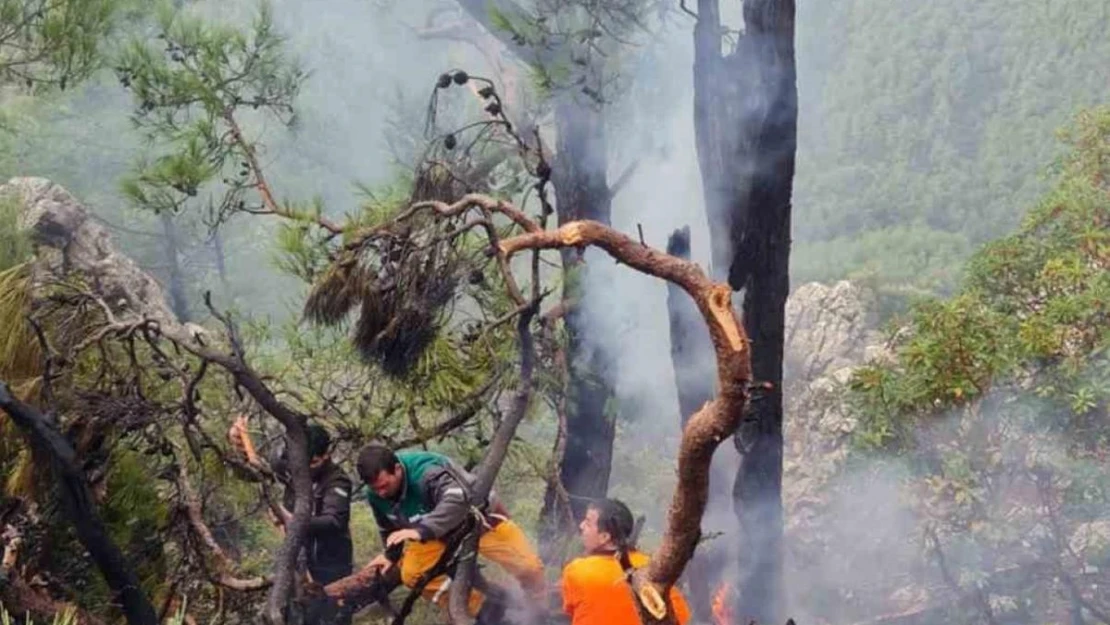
[15,0,1110,622]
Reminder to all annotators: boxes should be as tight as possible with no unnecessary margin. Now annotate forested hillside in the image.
[793,0,1110,292]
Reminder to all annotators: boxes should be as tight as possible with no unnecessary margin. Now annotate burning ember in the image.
[712,582,734,625]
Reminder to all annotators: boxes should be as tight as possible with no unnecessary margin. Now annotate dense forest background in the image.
[1,0,1108,623]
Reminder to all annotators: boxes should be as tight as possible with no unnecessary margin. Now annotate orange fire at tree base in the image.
[712,582,734,625]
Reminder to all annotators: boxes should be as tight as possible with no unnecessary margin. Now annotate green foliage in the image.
[850,106,1110,451]
[0,194,31,270]
[0,0,128,93]
[0,603,78,625]
[793,0,1110,294]
[117,0,306,222]
[841,110,1110,622]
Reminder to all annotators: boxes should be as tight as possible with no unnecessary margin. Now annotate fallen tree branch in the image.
[0,381,159,625]
[172,443,271,592]
[150,299,315,625]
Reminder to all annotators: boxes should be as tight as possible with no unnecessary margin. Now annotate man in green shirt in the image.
[356,444,546,619]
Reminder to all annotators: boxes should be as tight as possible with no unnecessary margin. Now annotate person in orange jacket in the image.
[560,499,691,625]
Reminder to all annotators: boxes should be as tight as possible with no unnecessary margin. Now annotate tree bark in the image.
[443,0,618,539]
[159,212,190,322]
[0,382,158,625]
[543,93,616,531]
[692,0,797,622]
[665,227,717,429]
[665,226,718,620]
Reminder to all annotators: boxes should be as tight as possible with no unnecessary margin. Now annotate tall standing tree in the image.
[426,0,653,535]
[689,0,797,622]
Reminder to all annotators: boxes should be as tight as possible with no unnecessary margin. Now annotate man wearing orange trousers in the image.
[356,444,546,623]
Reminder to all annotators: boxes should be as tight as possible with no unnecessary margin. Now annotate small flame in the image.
[712,582,733,625]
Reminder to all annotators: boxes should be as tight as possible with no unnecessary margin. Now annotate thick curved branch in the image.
[499,220,747,365]
[492,208,752,622]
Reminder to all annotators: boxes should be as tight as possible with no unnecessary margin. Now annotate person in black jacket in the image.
[275,424,354,624]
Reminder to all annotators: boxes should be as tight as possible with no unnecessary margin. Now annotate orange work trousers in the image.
[399,518,546,614]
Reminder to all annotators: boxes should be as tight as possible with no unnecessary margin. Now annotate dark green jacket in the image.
[366,451,497,559]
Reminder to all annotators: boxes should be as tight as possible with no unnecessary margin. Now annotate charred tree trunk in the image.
[666,227,717,431]
[665,226,719,620]
[540,94,616,532]
[448,0,617,542]
[543,92,617,532]
[159,212,190,322]
[0,382,158,625]
[693,0,797,622]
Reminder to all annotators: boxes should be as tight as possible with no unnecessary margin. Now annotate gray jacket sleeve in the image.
[412,466,473,541]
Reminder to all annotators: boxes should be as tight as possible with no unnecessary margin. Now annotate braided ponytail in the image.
[590,499,637,572]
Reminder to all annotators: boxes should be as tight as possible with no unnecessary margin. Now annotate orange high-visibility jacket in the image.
[561,550,691,625]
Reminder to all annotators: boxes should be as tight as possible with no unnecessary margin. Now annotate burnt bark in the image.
[665,226,718,620]
[0,382,158,625]
[446,0,618,538]
[665,227,717,430]
[692,0,797,622]
[543,94,616,529]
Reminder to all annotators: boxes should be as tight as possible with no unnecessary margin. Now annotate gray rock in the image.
[3,177,183,333]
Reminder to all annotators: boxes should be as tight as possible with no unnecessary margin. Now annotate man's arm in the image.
[410,468,472,541]
[308,473,351,534]
[670,586,691,625]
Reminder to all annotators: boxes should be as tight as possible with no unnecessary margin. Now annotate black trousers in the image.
[305,564,354,625]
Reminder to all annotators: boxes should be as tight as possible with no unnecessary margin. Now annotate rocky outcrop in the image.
[4,177,190,336]
[784,281,886,385]
[780,281,908,624]
[783,280,886,531]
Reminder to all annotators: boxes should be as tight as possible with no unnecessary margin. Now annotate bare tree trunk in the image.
[159,212,190,322]
[211,230,231,293]
[665,226,718,620]
[0,382,158,625]
[692,0,797,622]
[543,94,615,531]
[444,0,619,539]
